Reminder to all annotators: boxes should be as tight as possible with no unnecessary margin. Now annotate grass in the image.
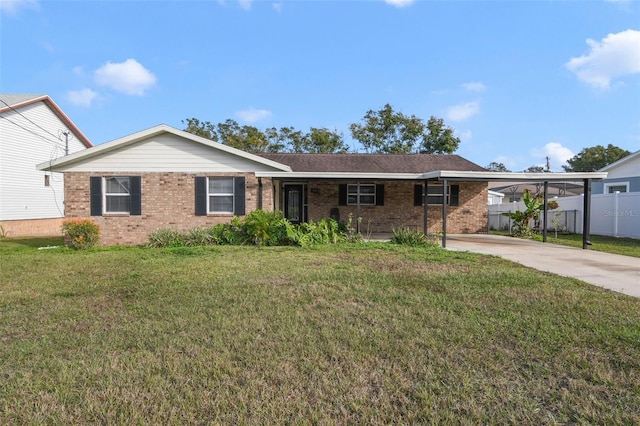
[1,238,639,424]
[490,230,640,258]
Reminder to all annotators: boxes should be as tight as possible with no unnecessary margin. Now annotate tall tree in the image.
[563,144,631,172]
[419,116,460,154]
[216,119,270,153]
[486,162,511,172]
[305,128,349,153]
[349,104,424,153]
[182,118,218,141]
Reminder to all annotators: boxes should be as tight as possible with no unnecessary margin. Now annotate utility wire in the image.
[0,99,66,143]
[0,115,66,149]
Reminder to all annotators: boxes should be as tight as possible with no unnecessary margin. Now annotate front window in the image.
[426,184,449,205]
[347,184,375,205]
[104,177,131,213]
[209,177,234,213]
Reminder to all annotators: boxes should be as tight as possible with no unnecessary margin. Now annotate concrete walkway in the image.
[445,234,640,298]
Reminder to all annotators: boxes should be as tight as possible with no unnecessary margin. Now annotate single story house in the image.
[37,124,490,246]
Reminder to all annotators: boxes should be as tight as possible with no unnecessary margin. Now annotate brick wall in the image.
[0,218,65,238]
[64,172,273,246]
[305,180,487,234]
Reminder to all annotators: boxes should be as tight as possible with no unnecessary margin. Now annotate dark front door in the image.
[284,184,304,224]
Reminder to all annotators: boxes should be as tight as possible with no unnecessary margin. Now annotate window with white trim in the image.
[347,184,375,205]
[104,176,131,213]
[605,182,629,193]
[208,177,235,213]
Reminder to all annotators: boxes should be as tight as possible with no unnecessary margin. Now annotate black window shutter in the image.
[376,184,384,206]
[130,176,142,215]
[450,184,460,206]
[338,184,347,206]
[413,184,423,206]
[90,176,102,216]
[234,177,246,215]
[195,177,207,216]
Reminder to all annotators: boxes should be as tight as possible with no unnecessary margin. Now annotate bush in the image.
[294,218,345,247]
[61,219,100,250]
[184,227,218,247]
[391,227,433,246]
[147,229,186,248]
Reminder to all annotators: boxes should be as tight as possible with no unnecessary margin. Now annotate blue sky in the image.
[2,0,639,171]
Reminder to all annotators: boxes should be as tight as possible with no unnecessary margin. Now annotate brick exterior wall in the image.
[304,180,488,234]
[0,218,65,238]
[64,173,486,246]
[64,172,273,246]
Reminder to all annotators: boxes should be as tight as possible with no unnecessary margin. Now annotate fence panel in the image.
[488,192,640,238]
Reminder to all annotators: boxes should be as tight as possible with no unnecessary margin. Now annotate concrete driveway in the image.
[445,234,640,298]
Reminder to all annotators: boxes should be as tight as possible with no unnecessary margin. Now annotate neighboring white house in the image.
[0,94,93,237]
[592,150,640,194]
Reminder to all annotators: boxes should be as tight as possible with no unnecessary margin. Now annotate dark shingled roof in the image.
[257,153,486,173]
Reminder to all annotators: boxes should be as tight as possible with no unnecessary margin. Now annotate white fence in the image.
[488,192,640,239]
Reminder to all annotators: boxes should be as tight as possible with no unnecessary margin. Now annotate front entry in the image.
[284,184,306,224]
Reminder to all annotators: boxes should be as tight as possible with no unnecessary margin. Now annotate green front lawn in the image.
[490,230,640,258]
[1,240,639,424]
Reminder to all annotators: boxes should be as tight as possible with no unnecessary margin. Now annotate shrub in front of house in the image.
[61,219,100,250]
[390,227,434,246]
[147,228,186,248]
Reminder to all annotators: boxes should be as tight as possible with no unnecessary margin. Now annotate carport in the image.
[421,171,608,249]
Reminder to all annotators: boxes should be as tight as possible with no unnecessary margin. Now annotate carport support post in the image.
[442,179,448,248]
[582,178,592,249]
[542,181,548,243]
[423,181,428,236]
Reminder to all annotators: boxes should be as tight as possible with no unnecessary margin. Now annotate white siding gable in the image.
[604,156,640,179]
[0,100,88,220]
[55,133,286,173]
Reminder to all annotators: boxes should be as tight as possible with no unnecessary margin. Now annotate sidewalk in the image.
[445,234,640,298]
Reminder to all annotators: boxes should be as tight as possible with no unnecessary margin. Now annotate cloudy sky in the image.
[1,0,638,171]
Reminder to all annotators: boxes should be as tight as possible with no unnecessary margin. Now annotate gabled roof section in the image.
[598,150,640,172]
[37,124,292,172]
[0,94,93,148]
[258,153,486,173]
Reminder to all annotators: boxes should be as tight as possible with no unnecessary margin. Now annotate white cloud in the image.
[462,82,486,92]
[384,0,414,7]
[272,2,283,13]
[94,59,157,96]
[238,0,253,10]
[0,0,39,15]
[530,142,575,171]
[67,89,98,108]
[456,129,473,142]
[565,29,640,90]
[446,101,480,122]
[235,108,272,123]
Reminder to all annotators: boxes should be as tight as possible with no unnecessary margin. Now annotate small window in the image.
[605,183,628,194]
[104,177,131,213]
[44,175,50,187]
[347,184,375,205]
[209,177,235,213]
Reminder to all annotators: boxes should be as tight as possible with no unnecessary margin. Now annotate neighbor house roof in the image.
[258,153,486,173]
[0,94,93,148]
